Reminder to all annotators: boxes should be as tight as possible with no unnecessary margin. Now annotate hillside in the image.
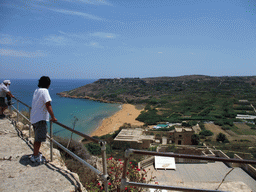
[58,75,256,104]
[58,75,256,125]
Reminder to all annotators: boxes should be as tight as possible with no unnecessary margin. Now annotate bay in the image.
[0,79,121,140]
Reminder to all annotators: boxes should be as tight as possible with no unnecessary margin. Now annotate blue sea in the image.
[0,79,121,140]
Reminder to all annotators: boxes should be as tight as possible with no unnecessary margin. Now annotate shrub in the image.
[166,144,176,152]
[111,141,131,150]
[199,122,206,130]
[170,113,182,118]
[215,120,224,126]
[216,133,229,143]
[189,121,198,126]
[226,152,234,158]
[199,130,213,136]
[55,138,154,191]
[191,134,200,145]
[144,104,151,111]
[223,119,233,126]
[182,122,190,127]
[222,125,231,130]
[136,109,161,125]
[103,157,153,191]
[85,142,101,155]
[148,146,157,151]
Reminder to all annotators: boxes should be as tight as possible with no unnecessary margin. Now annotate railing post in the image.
[8,104,13,124]
[16,101,19,124]
[29,108,31,138]
[121,149,134,192]
[50,121,53,162]
[100,141,109,192]
[8,103,12,117]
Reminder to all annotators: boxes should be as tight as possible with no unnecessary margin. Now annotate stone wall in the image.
[234,154,256,180]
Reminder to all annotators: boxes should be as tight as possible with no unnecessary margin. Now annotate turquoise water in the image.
[0,79,121,140]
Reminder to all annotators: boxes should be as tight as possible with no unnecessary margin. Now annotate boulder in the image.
[16,122,24,130]
[23,124,30,130]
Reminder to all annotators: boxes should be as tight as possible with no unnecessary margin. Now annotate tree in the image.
[199,130,213,137]
[182,122,190,127]
[216,133,229,143]
[191,134,200,145]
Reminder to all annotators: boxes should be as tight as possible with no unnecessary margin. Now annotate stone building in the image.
[114,128,155,149]
[173,127,194,145]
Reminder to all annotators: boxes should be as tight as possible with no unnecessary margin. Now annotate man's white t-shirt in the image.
[30,88,52,124]
[0,83,10,97]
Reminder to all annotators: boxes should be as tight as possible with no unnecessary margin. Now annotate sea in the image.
[0,79,121,140]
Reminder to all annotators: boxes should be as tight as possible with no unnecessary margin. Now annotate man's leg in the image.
[33,141,41,156]
[0,107,7,116]
[0,98,7,115]
[30,121,47,162]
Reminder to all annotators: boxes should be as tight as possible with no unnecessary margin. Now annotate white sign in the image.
[154,156,176,170]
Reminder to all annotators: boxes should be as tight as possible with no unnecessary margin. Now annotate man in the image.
[0,80,14,117]
[30,76,57,163]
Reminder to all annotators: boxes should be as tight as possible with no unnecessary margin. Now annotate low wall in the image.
[138,156,154,169]
[234,154,256,180]
[213,150,233,167]
[175,158,208,164]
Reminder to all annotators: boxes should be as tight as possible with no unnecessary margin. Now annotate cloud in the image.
[58,31,67,35]
[0,34,16,45]
[64,0,112,6]
[48,8,103,20]
[90,32,116,38]
[0,34,32,45]
[58,31,87,40]
[86,42,104,48]
[42,35,68,45]
[0,49,46,57]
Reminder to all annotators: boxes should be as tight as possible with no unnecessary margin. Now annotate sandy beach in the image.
[90,104,144,137]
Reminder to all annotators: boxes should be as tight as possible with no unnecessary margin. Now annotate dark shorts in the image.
[0,97,7,108]
[33,121,47,142]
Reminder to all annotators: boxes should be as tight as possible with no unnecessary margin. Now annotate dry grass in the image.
[204,123,256,142]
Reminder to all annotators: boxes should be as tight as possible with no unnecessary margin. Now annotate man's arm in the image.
[45,101,57,122]
[6,91,14,98]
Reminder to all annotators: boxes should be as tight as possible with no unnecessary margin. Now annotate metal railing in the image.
[120,149,256,192]
[10,97,32,138]
[8,97,110,192]
[7,97,256,192]
[49,121,110,192]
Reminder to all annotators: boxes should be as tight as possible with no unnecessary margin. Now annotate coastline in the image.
[57,92,144,137]
[57,92,121,104]
[90,104,144,137]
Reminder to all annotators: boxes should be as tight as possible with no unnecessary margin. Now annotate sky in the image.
[0,0,256,79]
